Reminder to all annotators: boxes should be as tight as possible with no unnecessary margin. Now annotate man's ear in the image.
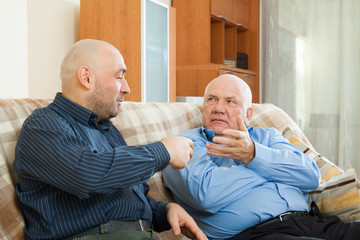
[77,66,91,90]
[245,106,254,125]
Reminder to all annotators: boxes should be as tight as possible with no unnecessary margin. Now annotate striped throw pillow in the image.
[283,127,360,222]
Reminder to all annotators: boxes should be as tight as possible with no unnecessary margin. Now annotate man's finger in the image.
[222,129,248,139]
[206,142,233,153]
[183,218,208,240]
[211,136,236,146]
[237,115,247,131]
[168,214,181,236]
[188,138,194,148]
[207,149,232,158]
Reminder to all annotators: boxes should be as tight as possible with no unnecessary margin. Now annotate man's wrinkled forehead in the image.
[205,83,243,99]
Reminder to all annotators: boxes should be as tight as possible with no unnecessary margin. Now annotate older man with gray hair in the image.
[164,74,360,240]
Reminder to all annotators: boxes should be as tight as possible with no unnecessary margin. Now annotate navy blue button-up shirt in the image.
[14,93,171,239]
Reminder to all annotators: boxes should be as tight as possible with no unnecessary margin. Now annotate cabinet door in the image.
[174,0,211,66]
[80,0,141,102]
[177,66,219,96]
[233,0,250,27]
[211,0,233,22]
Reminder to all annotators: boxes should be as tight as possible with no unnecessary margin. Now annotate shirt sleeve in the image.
[246,127,321,192]
[148,197,170,232]
[14,113,170,199]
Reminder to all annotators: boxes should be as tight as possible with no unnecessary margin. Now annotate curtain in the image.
[261,0,360,175]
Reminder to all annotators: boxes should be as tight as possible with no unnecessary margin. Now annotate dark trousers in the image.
[227,216,360,240]
[68,229,158,240]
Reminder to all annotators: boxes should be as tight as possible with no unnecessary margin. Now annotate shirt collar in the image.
[201,126,216,142]
[200,125,253,142]
[52,92,99,127]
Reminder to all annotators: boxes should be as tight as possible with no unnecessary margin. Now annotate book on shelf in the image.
[224,58,236,68]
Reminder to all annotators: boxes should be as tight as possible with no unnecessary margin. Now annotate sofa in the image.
[1,98,360,240]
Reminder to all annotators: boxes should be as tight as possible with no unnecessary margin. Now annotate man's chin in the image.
[109,108,121,119]
[209,126,227,135]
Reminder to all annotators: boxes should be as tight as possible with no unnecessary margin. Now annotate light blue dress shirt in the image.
[163,126,321,239]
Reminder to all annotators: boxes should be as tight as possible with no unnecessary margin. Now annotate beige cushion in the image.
[111,102,203,146]
[283,127,360,222]
[0,99,52,240]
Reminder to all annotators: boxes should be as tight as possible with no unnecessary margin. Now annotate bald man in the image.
[163,75,360,240]
[13,39,207,240]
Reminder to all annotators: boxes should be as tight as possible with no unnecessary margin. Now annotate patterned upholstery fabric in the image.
[0,99,357,240]
[0,99,52,240]
[283,127,360,222]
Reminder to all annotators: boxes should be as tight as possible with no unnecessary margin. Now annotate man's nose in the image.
[120,78,130,95]
[213,100,226,113]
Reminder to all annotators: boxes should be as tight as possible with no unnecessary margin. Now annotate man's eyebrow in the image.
[115,68,127,75]
[207,94,217,98]
[226,96,237,100]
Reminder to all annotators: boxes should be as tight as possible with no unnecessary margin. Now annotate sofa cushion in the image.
[283,127,360,222]
[249,103,313,147]
[0,99,52,240]
[112,102,203,146]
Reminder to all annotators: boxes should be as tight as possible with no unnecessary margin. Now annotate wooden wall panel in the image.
[211,0,233,21]
[80,0,141,102]
[173,0,211,65]
[233,0,250,27]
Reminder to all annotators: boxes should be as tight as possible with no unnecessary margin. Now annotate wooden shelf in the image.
[174,0,259,102]
[211,15,249,31]
[176,64,258,102]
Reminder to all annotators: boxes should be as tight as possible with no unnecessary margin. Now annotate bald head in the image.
[58,39,129,122]
[204,74,252,109]
[202,74,254,134]
[60,39,119,90]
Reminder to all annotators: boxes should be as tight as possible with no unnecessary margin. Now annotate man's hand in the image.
[161,136,193,169]
[166,202,208,240]
[206,116,255,164]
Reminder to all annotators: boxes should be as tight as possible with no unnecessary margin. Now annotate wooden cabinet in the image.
[211,0,250,27]
[80,0,142,102]
[80,0,176,102]
[176,65,258,102]
[218,68,257,101]
[174,0,259,102]
[211,0,233,22]
[233,0,250,27]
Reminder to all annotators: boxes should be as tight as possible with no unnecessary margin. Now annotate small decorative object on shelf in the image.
[237,53,248,69]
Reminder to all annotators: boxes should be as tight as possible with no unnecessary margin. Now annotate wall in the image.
[0,0,171,99]
[0,0,28,98]
[0,0,80,99]
[27,0,80,99]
